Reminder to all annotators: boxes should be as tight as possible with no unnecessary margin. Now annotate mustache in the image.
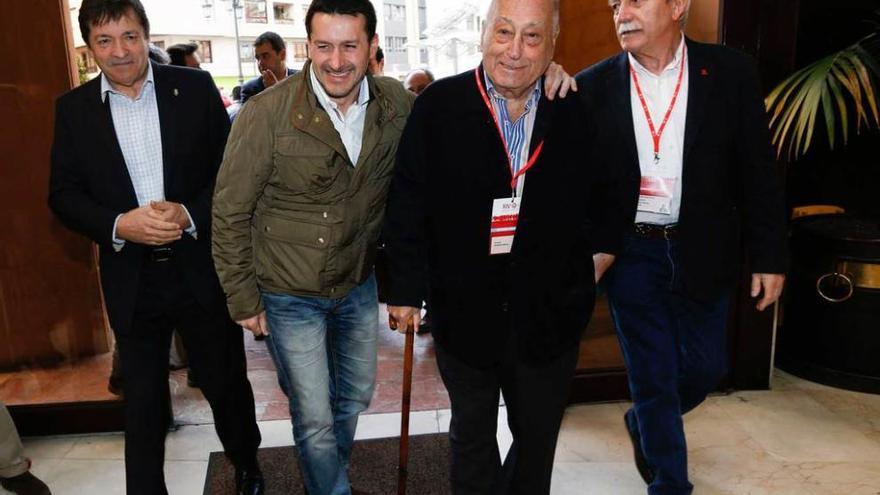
[618,21,642,35]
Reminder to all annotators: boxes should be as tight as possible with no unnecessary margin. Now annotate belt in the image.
[632,223,679,240]
[148,247,174,262]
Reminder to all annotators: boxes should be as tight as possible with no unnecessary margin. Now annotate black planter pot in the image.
[777,214,880,393]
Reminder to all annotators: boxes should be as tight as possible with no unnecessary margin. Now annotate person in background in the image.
[369,45,384,75]
[575,0,787,493]
[0,403,51,495]
[227,85,242,121]
[240,31,297,104]
[147,43,169,64]
[166,42,200,68]
[403,68,434,95]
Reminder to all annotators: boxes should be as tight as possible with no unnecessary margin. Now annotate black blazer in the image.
[384,67,629,368]
[575,39,788,299]
[48,63,231,332]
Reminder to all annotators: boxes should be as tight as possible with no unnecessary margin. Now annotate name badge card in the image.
[638,176,676,215]
[490,197,521,255]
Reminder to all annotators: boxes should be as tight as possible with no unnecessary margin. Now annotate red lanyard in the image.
[629,43,687,163]
[474,68,545,192]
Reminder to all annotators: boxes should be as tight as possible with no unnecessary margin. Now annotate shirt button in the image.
[323,212,328,218]
[318,237,325,244]
[297,114,303,120]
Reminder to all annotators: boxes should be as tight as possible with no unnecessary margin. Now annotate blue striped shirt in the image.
[484,73,542,197]
[102,65,195,249]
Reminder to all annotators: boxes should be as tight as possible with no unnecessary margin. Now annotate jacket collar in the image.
[291,60,398,167]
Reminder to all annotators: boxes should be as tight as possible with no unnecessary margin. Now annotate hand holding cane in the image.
[389,314,415,495]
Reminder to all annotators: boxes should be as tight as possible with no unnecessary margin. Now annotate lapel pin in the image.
[173,88,179,96]
[700,68,709,77]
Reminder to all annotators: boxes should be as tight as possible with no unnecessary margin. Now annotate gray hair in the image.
[678,0,690,29]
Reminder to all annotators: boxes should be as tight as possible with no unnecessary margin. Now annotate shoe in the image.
[186,370,199,389]
[235,466,264,495]
[107,375,124,397]
[624,409,655,484]
[417,313,431,334]
[0,471,52,495]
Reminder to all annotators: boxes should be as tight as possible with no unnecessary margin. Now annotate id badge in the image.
[637,176,676,215]
[490,197,521,255]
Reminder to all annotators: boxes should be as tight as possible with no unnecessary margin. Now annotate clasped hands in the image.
[116,201,190,246]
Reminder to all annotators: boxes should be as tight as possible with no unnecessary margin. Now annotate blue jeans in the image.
[262,275,379,495]
[605,236,730,495]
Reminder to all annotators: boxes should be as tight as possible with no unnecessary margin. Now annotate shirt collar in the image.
[628,34,686,77]
[483,69,543,113]
[309,64,370,114]
[101,63,154,102]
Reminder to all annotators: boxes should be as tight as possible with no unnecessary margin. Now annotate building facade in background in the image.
[69,0,427,82]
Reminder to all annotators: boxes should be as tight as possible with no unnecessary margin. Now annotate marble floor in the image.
[6,370,880,494]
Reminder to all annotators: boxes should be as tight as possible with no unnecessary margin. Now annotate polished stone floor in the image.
[6,370,880,494]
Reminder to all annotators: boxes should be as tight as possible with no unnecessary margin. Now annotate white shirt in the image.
[309,65,370,166]
[629,35,689,225]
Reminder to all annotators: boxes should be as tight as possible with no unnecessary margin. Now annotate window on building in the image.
[191,40,213,63]
[240,42,254,62]
[292,41,308,61]
[244,0,267,23]
[385,36,407,52]
[274,2,294,24]
[201,0,215,19]
[384,4,406,21]
[79,50,97,72]
[151,40,165,50]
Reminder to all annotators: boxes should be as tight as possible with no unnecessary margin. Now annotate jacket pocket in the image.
[274,135,340,194]
[254,212,330,294]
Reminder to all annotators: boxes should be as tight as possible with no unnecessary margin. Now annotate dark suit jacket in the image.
[240,68,298,103]
[49,63,232,332]
[575,39,788,299]
[384,67,629,368]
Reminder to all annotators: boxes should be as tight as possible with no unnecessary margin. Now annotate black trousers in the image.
[436,335,579,495]
[115,257,261,495]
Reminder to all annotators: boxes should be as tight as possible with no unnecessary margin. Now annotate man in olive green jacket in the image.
[212,2,411,493]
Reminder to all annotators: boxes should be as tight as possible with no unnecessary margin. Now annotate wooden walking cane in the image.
[394,316,416,495]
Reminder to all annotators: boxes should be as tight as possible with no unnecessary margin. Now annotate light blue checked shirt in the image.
[484,72,543,197]
[102,65,195,250]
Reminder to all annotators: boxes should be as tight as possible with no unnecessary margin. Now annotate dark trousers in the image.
[115,257,261,495]
[605,236,730,495]
[436,336,579,495]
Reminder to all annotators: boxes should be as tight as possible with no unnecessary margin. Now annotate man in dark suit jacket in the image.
[384,0,627,493]
[240,31,297,104]
[48,1,262,494]
[575,1,788,494]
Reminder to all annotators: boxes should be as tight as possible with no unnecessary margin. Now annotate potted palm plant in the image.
[769,13,880,394]
[765,18,879,160]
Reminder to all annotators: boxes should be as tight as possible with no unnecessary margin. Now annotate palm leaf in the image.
[765,33,880,160]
